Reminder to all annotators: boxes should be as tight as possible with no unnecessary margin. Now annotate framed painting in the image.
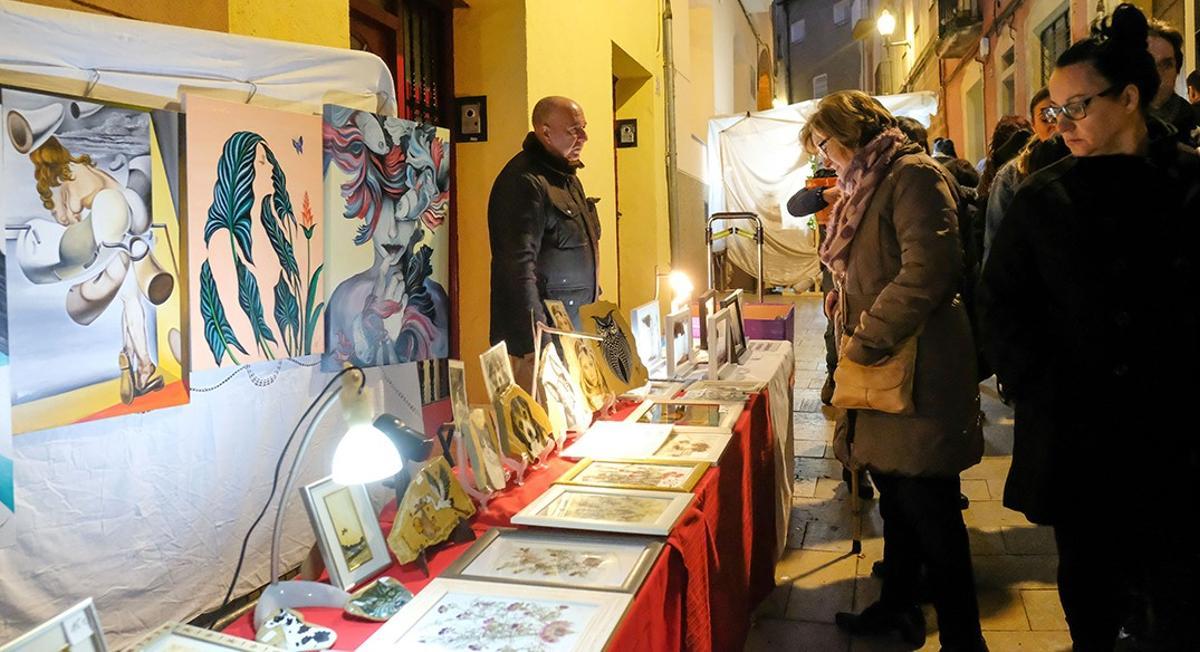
[578,300,648,395]
[649,431,733,465]
[479,340,513,402]
[664,306,695,378]
[443,527,663,593]
[558,421,672,460]
[719,289,747,362]
[359,578,632,652]
[497,383,553,461]
[556,458,709,492]
[706,304,735,381]
[387,457,476,565]
[628,299,662,369]
[620,380,685,401]
[0,598,107,652]
[626,399,744,433]
[184,94,324,370]
[681,379,763,402]
[2,89,188,433]
[300,476,390,591]
[126,623,279,652]
[321,106,450,370]
[511,484,694,536]
[449,360,505,492]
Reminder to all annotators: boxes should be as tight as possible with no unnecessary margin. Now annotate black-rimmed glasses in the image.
[1040,86,1119,124]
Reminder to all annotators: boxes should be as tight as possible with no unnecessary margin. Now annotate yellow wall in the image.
[454,0,670,398]
[17,0,228,31]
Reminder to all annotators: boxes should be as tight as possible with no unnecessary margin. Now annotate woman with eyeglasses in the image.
[801,91,986,651]
[979,4,1200,650]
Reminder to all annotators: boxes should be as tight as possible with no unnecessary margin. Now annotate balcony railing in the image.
[938,0,982,58]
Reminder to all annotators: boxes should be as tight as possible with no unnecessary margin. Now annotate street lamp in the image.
[876,8,897,37]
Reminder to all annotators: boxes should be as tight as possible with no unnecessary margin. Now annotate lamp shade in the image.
[331,423,402,484]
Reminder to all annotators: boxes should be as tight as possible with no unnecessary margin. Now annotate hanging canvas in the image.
[2,89,187,433]
[184,94,324,370]
[578,301,648,395]
[321,106,450,369]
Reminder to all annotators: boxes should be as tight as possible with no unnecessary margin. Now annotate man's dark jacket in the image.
[488,133,600,356]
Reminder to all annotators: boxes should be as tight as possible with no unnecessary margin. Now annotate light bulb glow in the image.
[877,9,897,37]
[331,423,402,485]
[668,271,693,309]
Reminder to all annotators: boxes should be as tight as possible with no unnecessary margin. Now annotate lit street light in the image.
[877,9,897,37]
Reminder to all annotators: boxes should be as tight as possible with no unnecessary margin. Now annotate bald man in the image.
[488,96,600,387]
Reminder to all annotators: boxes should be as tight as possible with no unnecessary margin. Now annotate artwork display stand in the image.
[503,454,528,486]
[452,428,495,511]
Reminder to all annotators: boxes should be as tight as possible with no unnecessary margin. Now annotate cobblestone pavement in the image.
[745,296,1070,652]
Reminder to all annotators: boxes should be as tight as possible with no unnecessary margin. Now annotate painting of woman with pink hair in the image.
[321,106,451,369]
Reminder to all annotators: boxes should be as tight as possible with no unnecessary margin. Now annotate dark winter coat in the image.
[832,148,984,478]
[488,133,601,356]
[978,120,1200,524]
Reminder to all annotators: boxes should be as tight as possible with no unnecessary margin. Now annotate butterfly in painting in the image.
[292,136,304,155]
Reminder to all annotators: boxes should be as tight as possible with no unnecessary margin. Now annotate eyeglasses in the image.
[816,136,832,155]
[1040,86,1119,124]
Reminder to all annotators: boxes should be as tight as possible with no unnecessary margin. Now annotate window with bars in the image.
[349,0,452,127]
[1039,10,1070,86]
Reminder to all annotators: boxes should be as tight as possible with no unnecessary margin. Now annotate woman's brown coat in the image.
[832,148,983,477]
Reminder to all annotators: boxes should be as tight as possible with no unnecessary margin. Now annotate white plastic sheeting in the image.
[706,92,938,290]
[0,0,407,645]
[0,0,396,114]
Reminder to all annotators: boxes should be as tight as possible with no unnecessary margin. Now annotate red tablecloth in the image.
[225,391,778,650]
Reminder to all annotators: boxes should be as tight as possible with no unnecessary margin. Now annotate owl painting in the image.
[578,301,648,394]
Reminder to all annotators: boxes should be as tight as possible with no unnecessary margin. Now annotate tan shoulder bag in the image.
[830,288,919,415]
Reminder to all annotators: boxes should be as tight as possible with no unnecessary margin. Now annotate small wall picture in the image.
[480,340,514,402]
[300,477,390,591]
[615,119,638,148]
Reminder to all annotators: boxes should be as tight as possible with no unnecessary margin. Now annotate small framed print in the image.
[556,458,709,492]
[626,399,745,433]
[615,118,638,148]
[480,340,514,402]
[1,598,108,652]
[512,485,694,536]
[443,527,663,593]
[126,623,280,651]
[558,421,672,460]
[620,380,685,401]
[359,578,633,652]
[629,299,663,368]
[664,307,695,378]
[650,430,733,465]
[696,289,718,350]
[300,477,391,591]
[681,379,763,402]
[719,289,748,362]
[706,305,735,381]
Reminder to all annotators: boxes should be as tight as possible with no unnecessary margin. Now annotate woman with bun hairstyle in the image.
[979,5,1200,649]
[802,91,985,651]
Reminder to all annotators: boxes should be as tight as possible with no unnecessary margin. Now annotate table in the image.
[226,391,780,651]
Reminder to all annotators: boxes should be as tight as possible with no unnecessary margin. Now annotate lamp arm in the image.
[268,384,345,586]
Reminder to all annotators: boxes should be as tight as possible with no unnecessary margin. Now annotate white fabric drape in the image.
[706,92,939,290]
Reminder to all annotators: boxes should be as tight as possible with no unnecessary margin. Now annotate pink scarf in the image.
[820,128,907,279]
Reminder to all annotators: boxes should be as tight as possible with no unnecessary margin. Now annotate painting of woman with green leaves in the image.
[185,95,325,370]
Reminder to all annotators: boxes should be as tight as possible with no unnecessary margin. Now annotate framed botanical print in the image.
[706,304,735,381]
[300,477,390,591]
[629,299,663,369]
[480,340,514,402]
[681,379,763,402]
[127,623,280,651]
[579,301,649,395]
[359,578,632,652]
[556,458,709,492]
[512,484,694,536]
[664,306,695,378]
[626,399,744,433]
[650,430,733,465]
[558,421,672,460]
[497,383,553,461]
[0,598,108,652]
[443,527,663,593]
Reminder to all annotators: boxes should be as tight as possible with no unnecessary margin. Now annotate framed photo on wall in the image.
[300,477,391,591]
[442,527,663,593]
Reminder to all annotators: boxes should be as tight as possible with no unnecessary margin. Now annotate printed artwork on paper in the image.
[498,384,553,462]
[480,340,514,402]
[2,89,187,433]
[637,402,722,427]
[578,301,648,395]
[409,593,596,652]
[185,94,324,370]
[654,431,728,461]
[537,346,591,434]
[460,532,651,590]
[449,360,505,492]
[387,457,475,565]
[322,485,373,572]
[572,461,695,490]
[539,491,671,525]
[321,106,450,369]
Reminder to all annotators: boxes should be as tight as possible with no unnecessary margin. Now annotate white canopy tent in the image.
[706,92,939,290]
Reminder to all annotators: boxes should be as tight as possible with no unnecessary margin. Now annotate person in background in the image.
[979,5,1200,649]
[1187,69,1200,136]
[896,116,929,154]
[488,96,600,390]
[977,116,1033,199]
[982,88,1065,261]
[1147,18,1197,144]
[802,91,985,652]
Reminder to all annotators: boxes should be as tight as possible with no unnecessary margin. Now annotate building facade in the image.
[775,0,869,102]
